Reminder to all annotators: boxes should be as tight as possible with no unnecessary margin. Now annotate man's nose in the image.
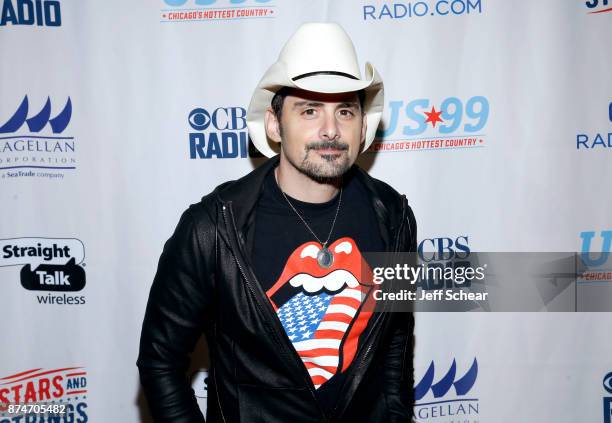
[319,111,340,140]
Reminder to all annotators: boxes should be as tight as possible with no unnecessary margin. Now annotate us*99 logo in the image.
[378,96,489,138]
[163,0,271,5]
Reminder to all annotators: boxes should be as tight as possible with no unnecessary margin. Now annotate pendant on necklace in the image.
[317,247,334,269]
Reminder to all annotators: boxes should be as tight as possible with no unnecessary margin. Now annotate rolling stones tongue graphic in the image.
[266,237,376,389]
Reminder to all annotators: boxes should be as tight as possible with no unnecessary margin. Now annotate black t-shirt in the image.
[251,166,384,416]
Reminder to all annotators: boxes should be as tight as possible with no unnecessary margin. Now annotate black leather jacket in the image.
[137,156,417,423]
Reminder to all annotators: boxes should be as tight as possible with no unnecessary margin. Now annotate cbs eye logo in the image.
[188,109,211,131]
[604,372,612,394]
[164,0,270,6]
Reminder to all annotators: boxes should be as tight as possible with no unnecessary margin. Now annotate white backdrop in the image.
[1,1,611,422]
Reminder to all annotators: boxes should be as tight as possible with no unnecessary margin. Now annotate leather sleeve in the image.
[137,206,215,422]
[382,202,417,422]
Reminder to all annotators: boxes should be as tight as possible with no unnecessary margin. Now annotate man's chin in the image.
[298,161,351,183]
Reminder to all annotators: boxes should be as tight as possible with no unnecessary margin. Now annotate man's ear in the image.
[265,108,282,144]
[361,113,368,144]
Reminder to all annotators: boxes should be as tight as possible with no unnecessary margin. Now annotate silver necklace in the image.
[279,185,343,269]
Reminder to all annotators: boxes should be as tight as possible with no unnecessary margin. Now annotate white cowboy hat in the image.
[246,22,384,158]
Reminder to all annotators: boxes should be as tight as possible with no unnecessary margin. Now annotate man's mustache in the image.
[306,140,349,151]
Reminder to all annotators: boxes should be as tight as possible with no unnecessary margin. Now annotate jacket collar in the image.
[215,155,280,230]
[215,155,400,249]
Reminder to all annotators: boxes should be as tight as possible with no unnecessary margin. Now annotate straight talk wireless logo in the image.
[0,237,86,305]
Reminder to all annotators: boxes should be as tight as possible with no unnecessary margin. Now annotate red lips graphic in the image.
[266,237,376,387]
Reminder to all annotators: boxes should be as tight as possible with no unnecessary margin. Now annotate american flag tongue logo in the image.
[266,237,375,389]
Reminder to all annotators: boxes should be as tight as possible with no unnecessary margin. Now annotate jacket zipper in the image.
[212,353,228,423]
[220,202,326,420]
[395,196,408,252]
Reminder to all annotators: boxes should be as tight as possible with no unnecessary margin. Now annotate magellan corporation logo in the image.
[586,0,612,14]
[0,0,62,26]
[0,237,86,305]
[579,231,612,282]
[368,96,489,153]
[362,0,482,21]
[188,106,262,159]
[414,358,479,422]
[0,367,88,422]
[160,0,275,23]
[0,96,76,179]
[576,102,612,150]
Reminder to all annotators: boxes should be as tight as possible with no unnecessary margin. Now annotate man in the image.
[137,23,417,423]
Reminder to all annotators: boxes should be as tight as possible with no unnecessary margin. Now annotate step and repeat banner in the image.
[1,0,611,422]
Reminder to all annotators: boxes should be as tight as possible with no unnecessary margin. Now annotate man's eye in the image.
[302,109,316,116]
[339,109,355,117]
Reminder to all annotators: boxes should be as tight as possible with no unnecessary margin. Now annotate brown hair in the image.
[270,87,366,123]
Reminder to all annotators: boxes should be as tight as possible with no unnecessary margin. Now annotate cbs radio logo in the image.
[0,0,62,27]
[576,101,612,150]
[603,372,612,423]
[187,106,262,159]
[417,235,474,289]
[1,237,86,305]
[418,235,470,262]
